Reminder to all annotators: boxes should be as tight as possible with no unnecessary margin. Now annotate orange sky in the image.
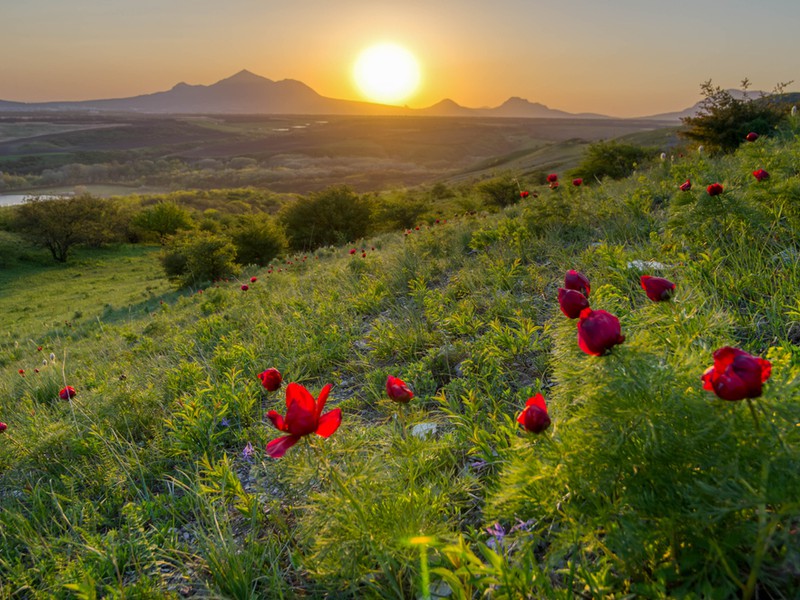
[1,0,798,117]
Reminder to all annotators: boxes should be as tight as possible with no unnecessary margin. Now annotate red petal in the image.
[525,393,548,412]
[315,383,332,418]
[285,382,315,412]
[315,408,342,438]
[759,358,772,383]
[266,435,301,458]
[266,410,287,432]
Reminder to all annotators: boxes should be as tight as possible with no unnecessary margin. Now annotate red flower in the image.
[241,284,249,291]
[386,375,414,403]
[577,308,625,356]
[558,287,590,319]
[37,346,42,352]
[546,173,558,183]
[59,386,77,400]
[250,276,258,283]
[702,347,771,401]
[520,190,530,198]
[0,422,6,433]
[572,178,583,187]
[258,368,283,392]
[349,248,357,255]
[266,383,342,458]
[752,168,769,182]
[679,179,692,192]
[640,275,676,302]
[745,132,759,142]
[707,183,724,196]
[517,393,551,433]
[549,181,560,190]
[564,270,590,298]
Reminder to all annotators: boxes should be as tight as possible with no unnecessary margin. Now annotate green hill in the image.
[1,123,800,598]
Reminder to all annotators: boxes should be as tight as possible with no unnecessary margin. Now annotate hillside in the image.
[1,123,800,597]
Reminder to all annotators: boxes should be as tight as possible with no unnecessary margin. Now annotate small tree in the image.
[280,185,372,250]
[133,202,194,243]
[680,79,788,153]
[568,141,651,182]
[477,176,520,208]
[161,230,239,287]
[231,214,288,265]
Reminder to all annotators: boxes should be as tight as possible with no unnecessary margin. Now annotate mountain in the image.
[0,70,606,118]
[641,89,769,122]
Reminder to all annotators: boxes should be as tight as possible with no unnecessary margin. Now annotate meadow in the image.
[0,116,799,599]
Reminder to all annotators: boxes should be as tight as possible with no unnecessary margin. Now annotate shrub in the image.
[477,176,520,208]
[568,140,651,182]
[280,185,372,250]
[161,230,239,287]
[680,79,788,153]
[230,214,288,265]
[372,193,430,232]
[132,202,194,243]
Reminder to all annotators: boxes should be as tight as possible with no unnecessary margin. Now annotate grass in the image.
[1,122,800,597]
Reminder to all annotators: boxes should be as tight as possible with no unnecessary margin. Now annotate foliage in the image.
[372,192,430,232]
[132,201,194,243]
[160,230,239,286]
[568,140,652,182]
[230,214,288,265]
[681,79,789,152]
[279,185,373,250]
[477,175,520,208]
[13,194,126,262]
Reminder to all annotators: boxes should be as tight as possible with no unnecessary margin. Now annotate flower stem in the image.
[746,399,761,432]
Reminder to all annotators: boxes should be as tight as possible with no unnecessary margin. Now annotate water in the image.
[0,194,66,207]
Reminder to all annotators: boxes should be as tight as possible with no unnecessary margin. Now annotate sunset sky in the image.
[2,0,798,117]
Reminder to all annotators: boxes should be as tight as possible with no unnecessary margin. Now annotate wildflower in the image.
[50,353,56,362]
[386,375,414,403]
[572,178,583,186]
[266,382,342,458]
[250,276,258,283]
[220,417,230,427]
[0,422,6,433]
[752,168,769,182]
[34,368,39,374]
[640,275,676,302]
[361,252,366,258]
[349,248,357,255]
[707,183,724,196]
[37,346,42,352]
[520,190,530,198]
[18,369,24,376]
[702,347,771,401]
[745,132,759,142]
[564,270,590,298]
[546,173,558,183]
[549,181,560,190]
[59,386,77,400]
[793,106,798,116]
[577,308,625,356]
[242,441,255,460]
[679,179,692,191]
[241,284,249,291]
[558,287,590,319]
[258,368,283,392]
[517,393,551,433]
[660,152,667,161]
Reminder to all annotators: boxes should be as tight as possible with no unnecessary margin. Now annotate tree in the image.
[160,230,239,287]
[680,79,788,153]
[231,214,288,265]
[133,202,194,243]
[568,141,651,182]
[477,176,521,208]
[13,195,120,262]
[279,185,372,250]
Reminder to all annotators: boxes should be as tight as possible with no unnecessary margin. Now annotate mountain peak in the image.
[216,70,273,85]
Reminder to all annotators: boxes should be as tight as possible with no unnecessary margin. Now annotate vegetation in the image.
[567,140,653,182]
[1,111,800,598]
[681,79,790,152]
[160,230,239,286]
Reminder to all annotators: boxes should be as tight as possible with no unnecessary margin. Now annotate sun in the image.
[353,43,421,105]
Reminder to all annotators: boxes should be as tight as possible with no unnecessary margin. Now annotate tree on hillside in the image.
[568,141,652,182]
[680,79,789,153]
[231,214,288,265]
[133,201,194,243]
[477,176,521,208]
[160,230,238,287]
[14,195,121,262]
[280,185,372,250]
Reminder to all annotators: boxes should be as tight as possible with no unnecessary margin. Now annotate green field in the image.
[1,122,799,598]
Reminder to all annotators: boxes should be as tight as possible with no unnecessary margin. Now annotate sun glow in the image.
[353,43,421,105]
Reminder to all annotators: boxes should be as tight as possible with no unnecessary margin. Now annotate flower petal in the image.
[525,393,548,412]
[315,383,332,418]
[285,381,315,412]
[266,410,287,432]
[266,435,301,458]
[315,408,342,438]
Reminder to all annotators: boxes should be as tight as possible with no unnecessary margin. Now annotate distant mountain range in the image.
[0,69,722,121]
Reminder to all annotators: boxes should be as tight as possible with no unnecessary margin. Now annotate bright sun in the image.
[353,43,421,105]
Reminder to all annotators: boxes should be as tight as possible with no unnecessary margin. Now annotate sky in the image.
[1,0,799,117]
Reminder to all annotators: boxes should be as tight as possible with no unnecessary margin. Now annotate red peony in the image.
[549,181,560,190]
[59,386,77,400]
[258,368,283,392]
[679,179,692,192]
[520,190,530,198]
[745,132,759,142]
[577,308,625,356]
[640,275,676,302]
[386,375,414,403]
[702,347,771,401]
[564,270,591,298]
[250,276,258,283]
[558,287,590,319]
[572,178,583,187]
[546,173,558,183]
[349,248,357,255]
[241,284,249,291]
[0,422,6,433]
[517,393,551,433]
[752,168,769,182]
[266,383,342,458]
[18,369,24,376]
[707,183,724,196]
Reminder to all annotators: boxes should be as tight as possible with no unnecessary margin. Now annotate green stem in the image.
[419,543,431,600]
[746,399,761,433]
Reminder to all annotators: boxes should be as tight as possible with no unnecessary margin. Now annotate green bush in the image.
[230,214,288,265]
[568,140,652,182]
[160,230,239,286]
[372,192,430,232]
[280,185,372,250]
[477,176,520,208]
[132,201,194,243]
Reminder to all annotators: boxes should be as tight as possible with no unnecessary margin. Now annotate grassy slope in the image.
[1,125,800,598]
